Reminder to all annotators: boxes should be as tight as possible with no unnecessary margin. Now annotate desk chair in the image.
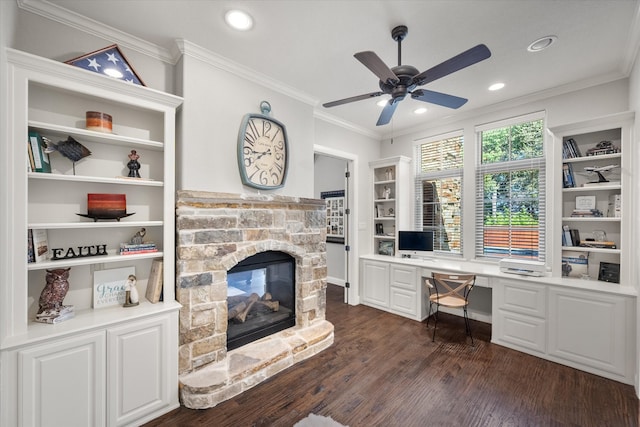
[425,272,476,345]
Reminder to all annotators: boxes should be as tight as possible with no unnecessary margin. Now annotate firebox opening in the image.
[226,251,296,351]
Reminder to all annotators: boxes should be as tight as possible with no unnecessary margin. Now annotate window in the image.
[414,132,463,255]
[475,112,546,261]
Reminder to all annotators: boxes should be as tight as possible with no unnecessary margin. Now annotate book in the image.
[119,248,159,255]
[562,163,575,188]
[580,240,616,249]
[27,229,35,263]
[34,310,75,324]
[28,131,51,173]
[562,225,573,247]
[120,242,157,251]
[35,305,75,324]
[562,251,588,278]
[32,229,51,262]
[145,259,164,303]
[569,229,581,246]
[27,140,35,172]
[608,194,621,218]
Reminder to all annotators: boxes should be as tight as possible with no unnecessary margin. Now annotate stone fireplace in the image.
[175,191,334,409]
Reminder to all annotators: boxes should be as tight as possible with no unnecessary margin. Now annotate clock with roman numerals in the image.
[237,102,289,190]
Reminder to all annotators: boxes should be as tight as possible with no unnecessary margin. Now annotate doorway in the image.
[314,145,358,304]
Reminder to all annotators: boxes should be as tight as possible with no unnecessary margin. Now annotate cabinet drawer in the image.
[390,265,418,290]
[495,309,546,353]
[390,288,417,316]
[496,278,546,318]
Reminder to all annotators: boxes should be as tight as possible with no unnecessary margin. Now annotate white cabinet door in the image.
[361,260,390,308]
[19,332,106,427]
[548,287,633,383]
[107,314,177,426]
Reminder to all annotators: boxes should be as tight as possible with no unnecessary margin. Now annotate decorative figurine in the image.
[35,268,75,323]
[130,228,146,245]
[383,186,391,199]
[123,274,140,307]
[385,168,393,180]
[44,135,92,175]
[127,149,141,178]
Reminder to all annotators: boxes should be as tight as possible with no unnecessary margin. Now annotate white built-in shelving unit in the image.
[1,48,182,427]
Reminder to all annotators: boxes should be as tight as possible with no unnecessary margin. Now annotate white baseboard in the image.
[327,276,345,287]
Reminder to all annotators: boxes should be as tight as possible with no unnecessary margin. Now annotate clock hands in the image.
[253,148,272,160]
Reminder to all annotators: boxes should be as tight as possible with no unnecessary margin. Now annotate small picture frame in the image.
[575,195,596,211]
[378,240,395,256]
[375,223,384,235]
[598,262,620,284]
[93,266,135,308]
[65,44,145,86]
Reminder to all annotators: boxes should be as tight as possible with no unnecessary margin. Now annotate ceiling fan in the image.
[322,25,491,126]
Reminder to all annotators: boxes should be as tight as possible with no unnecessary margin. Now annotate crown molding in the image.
[386,71,628,140]
[313,109,380,140]
[174,39,317,107]
[18,0,174,63]
[622,0,640,75]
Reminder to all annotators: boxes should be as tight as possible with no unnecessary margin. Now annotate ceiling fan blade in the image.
[376,99,400,126]
[411,89,468,109]
[323,91,385,108]
[354,51,399,85]
[414,44,491,86]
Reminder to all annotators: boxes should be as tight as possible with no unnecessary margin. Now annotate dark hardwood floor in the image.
[145,284,638,427]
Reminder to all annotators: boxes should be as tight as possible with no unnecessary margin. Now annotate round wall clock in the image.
[237,101,289,190]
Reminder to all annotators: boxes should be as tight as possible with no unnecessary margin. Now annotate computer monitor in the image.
[398,230,434,259]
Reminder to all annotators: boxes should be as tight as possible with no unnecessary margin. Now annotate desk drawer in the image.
[390,265,418,291]
[495,278,546,318]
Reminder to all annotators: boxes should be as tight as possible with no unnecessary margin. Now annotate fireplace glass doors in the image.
[226,251,296,350]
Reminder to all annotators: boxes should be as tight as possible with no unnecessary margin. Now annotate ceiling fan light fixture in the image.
[377,99,388,107]
[527,35,557,52]
[488,82,505,91]
[414,107,428,115]
[225,10,253,31]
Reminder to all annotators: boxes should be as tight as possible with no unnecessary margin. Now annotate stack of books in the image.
[580,240,617,249]
[562,138,582,159]
[570,208,603,217]
[35,305,75,324]
[562,226,581,247]
[119,242,158,255]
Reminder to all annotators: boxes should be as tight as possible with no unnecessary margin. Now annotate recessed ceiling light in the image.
[527,35,557,52]
[488,82,505,91]
[377,99,388,107]
[414,107,428,115]
[225,10,253,31]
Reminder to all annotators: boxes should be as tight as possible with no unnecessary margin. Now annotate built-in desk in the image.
[359,254,637,385]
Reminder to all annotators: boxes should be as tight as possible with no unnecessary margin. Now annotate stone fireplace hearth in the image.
[175,191,334,409]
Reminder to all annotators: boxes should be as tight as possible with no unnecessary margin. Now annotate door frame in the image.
[314,144,359,305]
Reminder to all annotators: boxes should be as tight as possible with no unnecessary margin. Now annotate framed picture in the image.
[378,240,395,256]
[93,266,135,308]
[65,44,145,86]
[321,190,345,244]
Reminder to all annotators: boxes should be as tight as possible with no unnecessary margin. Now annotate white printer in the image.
[499,258,546,277]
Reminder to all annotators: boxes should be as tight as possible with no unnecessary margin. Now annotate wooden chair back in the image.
[428,272,476,306]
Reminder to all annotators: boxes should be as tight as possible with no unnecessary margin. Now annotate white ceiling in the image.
[39,0,640,137]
